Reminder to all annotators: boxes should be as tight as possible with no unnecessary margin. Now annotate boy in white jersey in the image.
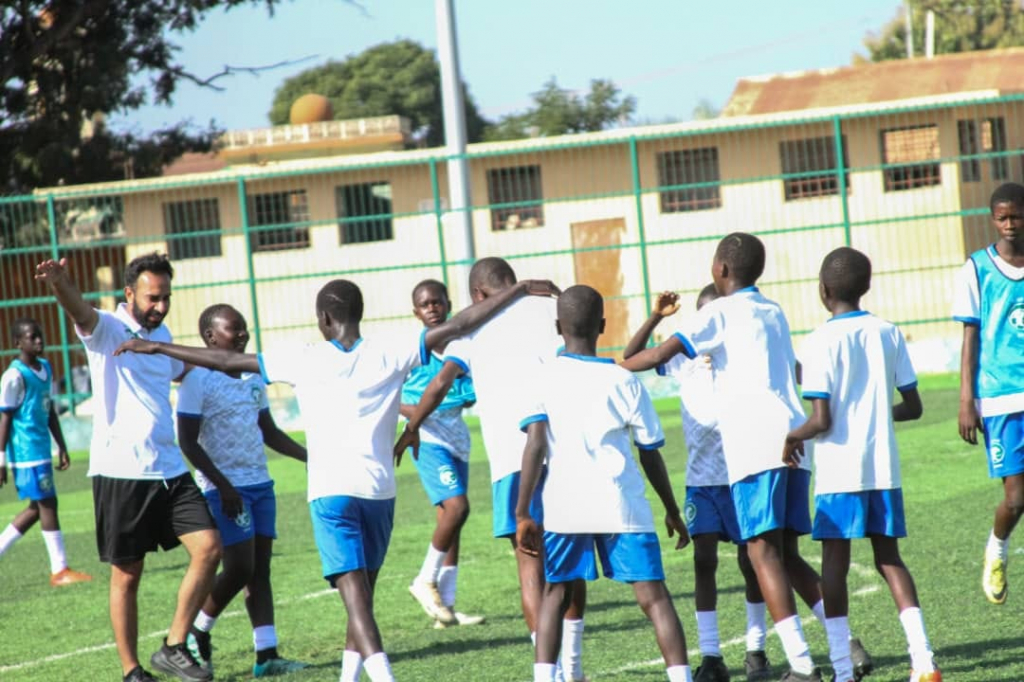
[515,285,692,682]
[395,257,589,682]
[953,182,1024,606]
[401,279,485,628]
[0,318,91,586]
[175,304,309,678]
[787,247,939,682]
[117,277,556,682]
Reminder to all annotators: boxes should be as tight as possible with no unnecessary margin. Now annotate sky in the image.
[115,0,907,135]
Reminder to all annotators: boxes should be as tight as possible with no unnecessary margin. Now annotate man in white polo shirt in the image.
[36,253,220,682]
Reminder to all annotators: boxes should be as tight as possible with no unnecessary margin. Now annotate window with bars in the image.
[246,190,310,252]
[163,199,222,260]
[880,125,941,191]
[779,136,848,200]
[486,165,544,231]
[957,117,1008,183]
[657,147,721,213]
[336,182,394,244]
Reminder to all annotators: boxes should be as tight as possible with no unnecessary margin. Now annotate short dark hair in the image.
[696,283,719,310]
[198,304,238,337]
[820,247,872,303]
[469,257,516,291]
[990,182,1024,212]
[714,232,765,286]
[125,252,173,289]
[411,279,448,305]
[316,279,364,324]
[11,317,39,342]
[557,285,604,338]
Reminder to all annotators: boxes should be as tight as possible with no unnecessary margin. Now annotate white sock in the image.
[339,650,363,682]
[774,614,815,675]
[193,610,217,633]
[810,599,827,628]
[695,610,721,656]
[253,625,278,652]
[534,663,558,682]
[415,544,447,585]
[438,565,458,607]
[531,631,537,648]
[0,523,24,556]
[666,664,694,682]
[987,530,1009,562]
[362,652,394,682]
[561,618,584,680]
[825,616,853,681]
[41,530,67,573]
[745,601,768,651]
[899,607,935,673]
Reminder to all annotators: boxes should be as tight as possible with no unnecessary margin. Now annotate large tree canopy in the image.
[269,40,489,146]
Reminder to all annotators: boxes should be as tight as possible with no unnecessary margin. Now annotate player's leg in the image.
[982,413,1024,604]
[737,544,771,681]
[820,539,853,682]
[111,559,146,675]
[685,485,729,681]
[534,580,572,681]
[495,470,546,634]
[36,494,89,583]
[535,533,595,682]
[0,500,39,559]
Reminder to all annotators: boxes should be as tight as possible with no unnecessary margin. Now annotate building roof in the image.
[722,47,1024,117]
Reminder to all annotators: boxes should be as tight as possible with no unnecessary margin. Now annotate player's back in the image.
[658,353,728,487]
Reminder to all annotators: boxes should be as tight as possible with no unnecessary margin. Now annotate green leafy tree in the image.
[864,0,1024,61]
[268,40,489,146]
[484,78,636,141]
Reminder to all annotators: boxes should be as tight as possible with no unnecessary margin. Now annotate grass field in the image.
[1,373,1020,681]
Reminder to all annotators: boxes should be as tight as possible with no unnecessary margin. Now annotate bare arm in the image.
[178,415,242,517]
[893,386,923,422]
[393,361,462,464]
[619,335,688,373]
[48,404,70,470]
[623,292,680,359]
[257,409,307,463]
[958,323,982,445]
[399,404,416,419]
[35,258,99,334]
[638,447,689,549]
[514,421,548,557]
[783,398,831,467]
[115,338,259,375]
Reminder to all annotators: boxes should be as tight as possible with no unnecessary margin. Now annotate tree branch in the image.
[168,54,321,91]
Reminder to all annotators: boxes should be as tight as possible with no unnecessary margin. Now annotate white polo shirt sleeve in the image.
[951,259,980,326]
[176,367,208,418]
[675,305,725,360]
[78,309,125,354]
[799,331,832,400]
[258,344,310,387]
[893,328,918,392]
[0,367,25,412]
[626,377,665,450]
[443,336,472,376]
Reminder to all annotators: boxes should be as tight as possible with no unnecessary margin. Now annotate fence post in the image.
[45,194,75,415]
[628,136,653,314]
[237,178,262,352]
[429,158,450,289]
[833,115,852,246]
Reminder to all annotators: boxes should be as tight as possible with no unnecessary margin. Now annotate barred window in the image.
[957,118,1008,183]
[779,136,848,201]
[880,125,941,191]
[163,199,222,260]
[486,165,544,231]
[336,182,393,244]
[657,148,721,213]
[247,190,310,252]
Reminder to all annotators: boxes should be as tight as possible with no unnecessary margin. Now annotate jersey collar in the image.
[829,310,869,322]
[736,285,759,294]
[560,352,614,364]
[330,338,363,353]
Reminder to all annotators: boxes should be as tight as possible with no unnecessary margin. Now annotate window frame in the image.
[335,181,394,245]
[162,198,223,260]
[879,124,942,192]
[246,189,311,252]
[778,136,849,201]
[656,147,722,213]
[485,165,545,231]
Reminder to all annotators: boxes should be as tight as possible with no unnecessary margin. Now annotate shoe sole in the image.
[150,653,212,682]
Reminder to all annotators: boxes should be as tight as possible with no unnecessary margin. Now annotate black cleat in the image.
[123,667,159,682]
[745,650,772,682]
[780,669,823,682]
[849,638,873,680]
[150,638,213,681]
[695,654,731,682]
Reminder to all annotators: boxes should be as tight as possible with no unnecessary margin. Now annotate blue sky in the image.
[117,0,905,134]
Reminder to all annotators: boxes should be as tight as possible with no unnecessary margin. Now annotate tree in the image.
[863,0,1024,61]
[484,78,636,141]
[268,40,489,147]
[691,99,720,121]
[0,1,307,191]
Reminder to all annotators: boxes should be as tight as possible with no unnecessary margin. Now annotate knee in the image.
[443,496,470,525]
[692,545,719,575]
[112,563,144,593]
[194,533,223,568]
[1006,489,1024,517]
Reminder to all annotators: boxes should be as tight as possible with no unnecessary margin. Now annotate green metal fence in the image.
[2,93,1019,410]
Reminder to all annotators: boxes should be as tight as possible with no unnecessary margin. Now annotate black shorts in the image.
[93,473,216,564]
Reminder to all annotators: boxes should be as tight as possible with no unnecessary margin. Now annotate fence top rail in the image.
[20,89,1024,202]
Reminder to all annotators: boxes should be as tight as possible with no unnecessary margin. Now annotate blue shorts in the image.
[983,412,1024,479]
[14,462,56,501]
[204,481,277,548]
[310,496,395,584]
[414,442,469,505]
[731,467,812,541]
[492,469,545,539]
[812,489,906,540]
[543,531,665,584]
[684,485,743,544]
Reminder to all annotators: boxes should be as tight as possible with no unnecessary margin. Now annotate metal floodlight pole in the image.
[905,0,914,59]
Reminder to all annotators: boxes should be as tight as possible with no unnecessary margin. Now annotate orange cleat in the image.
[910,670,942,682]
[50,567,93,587]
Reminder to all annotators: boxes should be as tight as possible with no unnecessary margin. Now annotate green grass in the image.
[1,372,1020,681]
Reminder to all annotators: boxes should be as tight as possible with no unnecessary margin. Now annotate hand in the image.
[958,400,983,445]
[653,291,680,318]
[56,450,70,471]
[0,466,6,487]
[219,484,244,519]
[113,338,160,356]
[519,279,561,298]
[666,512,690,549]
[782,435,804,467]
[35,258,70,285]
[393,425,419,467]
[515,517,542,557]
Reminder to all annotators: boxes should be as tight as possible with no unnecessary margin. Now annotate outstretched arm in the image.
[114,339,259,375]
[258,409,307,463]
[783,398,831,467]
[638,448,689,549]
[958,324,982,444]
[393,360,463,464]
[620,334,688,373]
[893,386,923,422]
[515,421,548,557]
[623,292,680,359]
[35,259,99,335]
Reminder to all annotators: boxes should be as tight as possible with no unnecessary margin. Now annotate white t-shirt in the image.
[520,354,665,534]
[0,364,49,409]
[177,368,271,493]
[444,296,559,483]
[674,288,808,484]
[78,304,188,480]
[799,311,917,495]
[657,353,728,487]
[259,335,424,502]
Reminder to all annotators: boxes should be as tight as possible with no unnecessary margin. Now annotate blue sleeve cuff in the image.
[257,353,271,384]
[802,391,830,400]
[655,364,667,376]
[418,328,430,366]
[519,414,548,432]
[177,411,202,420]
[446,356,470,375]
[258,407,271,415]
[0,406,17,413]
[897,381,918,392]
[953,315,980,326]
[672,332,697,359]
[636,438,665,451]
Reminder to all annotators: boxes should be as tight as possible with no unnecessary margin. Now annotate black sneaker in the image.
[695,654,730,682]
[745,650,772,682]
[779,669,823,682]
[849,638,874,680]
[123,667,158,682]
[150,638,213,682]
[186,627,213,673]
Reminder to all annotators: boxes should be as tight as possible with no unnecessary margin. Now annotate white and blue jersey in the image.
[0,358,54,468]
